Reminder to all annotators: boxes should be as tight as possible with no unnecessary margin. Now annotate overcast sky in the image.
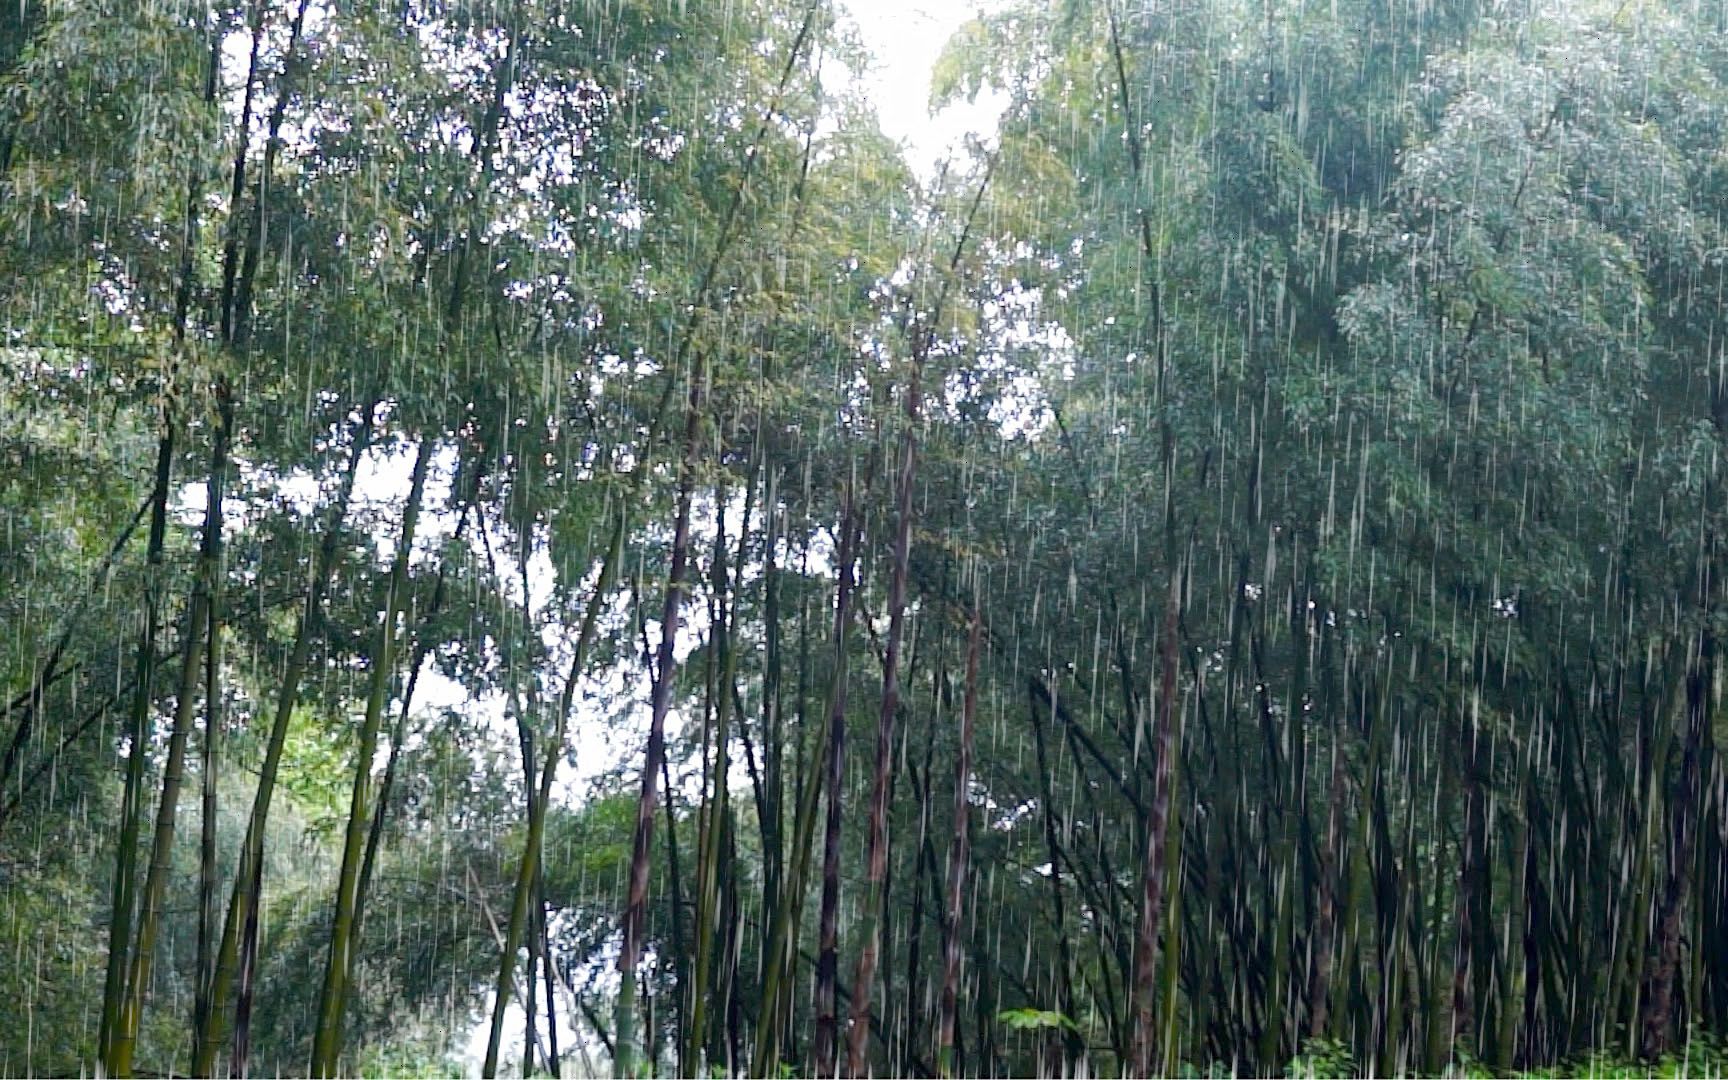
[838,0,1008,174]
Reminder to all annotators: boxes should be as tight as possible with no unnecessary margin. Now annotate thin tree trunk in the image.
[614,372,703,1078]
[97,0,218,1039]
[353,484,479,945]
[761,481,786,935]
[1614,679,1666,1056]
[691,474,751,1073]
[1306,637,1347,1043]
[485,499,546,1078]
[520,746,540,1077]
[1028,677,1083,1073]
[813,497,861,1078]
[1450,704,1486,1064]
[225,0,312,349]
[215,0,266,347]
[935,608,982,1074]
[622,567,690,1063]
[1251,614,1298,1074]
[689,487,730,1071]
[658,746,688,1061]
[231,843,263,1078]
[1128,582,1182,1077]
[1495,779,1531,1070]
[681,555,723,1078]
[99,420,174,1070]
[1643,624,1713,1059]
[110,401,231,1075]
[194,385,231,1059]
[540,872,563,1078]
[191,406,373,1073]
[190,0,376,1045]
[845,379,917,1077]
[309,440,432,1076]
[1158,678,1186,1078]
[846,155,993,1080]
[524,884,542,1078]
[719,804,744,1072]
[1423,753,1457,1073]
[444,1,520,333]
[610,9,817,1068]
[751,509,855,1078]
[901,753,935,1075]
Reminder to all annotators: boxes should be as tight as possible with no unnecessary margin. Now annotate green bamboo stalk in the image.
[111,601,209,1075]
[812,496,861,1078]
[935,606,982,1076]
[633,15,826,1069]
[110,404,230,1076]
[97,38,220,1048]
[612,12,818,1071]
[539,865,563,1079]
[658,742,689,1059]
[191,406,374,1076]
[309,440,432,1077]
[1423,758,1456,1075]
[689,475,750,1074]
[845,402,918,1078]
[751,502,859,1079]
[760,480,786,936]
[352,474,480,949]
[194,384,231,1059]
[1495,780,1530,1070]
[225,0,311,349]
[1026,673,1083,1071]
[1616,648,1681,1056]
[480,496,547,1075]
[615,400,699,1078]
[685,495,727,1075]
[1642,624,1712,1060]
[846,155,993,1080]
[99,420,174,1071]
[230,832,263,1077]
[481,504,626,1076]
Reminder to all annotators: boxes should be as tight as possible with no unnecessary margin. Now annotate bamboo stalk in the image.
[1129,579,1182,1078]
[753,499,859,1079]
[194,385,231,1059]
[99,420,174,1071]
[110,399,230,1076]
[192,406,375,1076]
[309,439,433,1076]
[935,606,982,1075]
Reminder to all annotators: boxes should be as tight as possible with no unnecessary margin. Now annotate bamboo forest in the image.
[7,0,1728,1075]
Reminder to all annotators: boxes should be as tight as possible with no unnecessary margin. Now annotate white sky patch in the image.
[834,0,1009,176]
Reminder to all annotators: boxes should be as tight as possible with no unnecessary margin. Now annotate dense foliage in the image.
[2,0,1726,1076]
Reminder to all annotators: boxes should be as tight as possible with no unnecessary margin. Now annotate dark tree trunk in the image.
[1129,585,1181,1077]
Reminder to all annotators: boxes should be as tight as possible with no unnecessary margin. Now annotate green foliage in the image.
[1287,1038,1358,1079]
[0,859,105,1074]
[352,1047,462,1079]
[998,1007,1080,1032]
